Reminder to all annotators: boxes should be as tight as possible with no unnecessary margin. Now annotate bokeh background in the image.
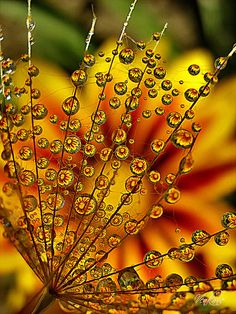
[0,0,235,313]
[1,0,236,73]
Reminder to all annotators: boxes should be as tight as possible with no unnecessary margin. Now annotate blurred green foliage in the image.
[0,0,235,73]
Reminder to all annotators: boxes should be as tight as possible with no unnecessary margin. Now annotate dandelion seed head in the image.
[0,0,235,313]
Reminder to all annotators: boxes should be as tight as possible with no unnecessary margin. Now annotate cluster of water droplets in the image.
[0,3,235,314]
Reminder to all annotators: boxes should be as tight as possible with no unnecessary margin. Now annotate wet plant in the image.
[0,0,235,313]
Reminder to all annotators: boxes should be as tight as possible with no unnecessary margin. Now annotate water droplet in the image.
[185,109,195,119]
[165,273,183,290]
[49,114,58,124]
[142,56,149,64]
[148,88,158,98]
[100,147,112,162]
[31,88,40,99]
[105,57,111,63]
[98,92,106,100]
[150,204,163,219]
[214,231,230,246]
[142,110,151,118]
[33,125,43,135]
[179,153,194,174]
[166,112,182,128]
[26,16,35,31]
[215,263,233,279]
[95,175,109,190]
[62,96,80,115]
[17,129,29,141]
[172,88,180,96]
[188,64,200,75]
[32,104,48,120]
[98,51,105,57]
[221,212,236,229]
[168,247,180,260]
[112,129,127,145]
[192,230,210,246]
[162,93,173,105]
[111,214,123,226]
[21,105,31,115]
[58,169,74,187]
[144,77,156,88]
[19,170,36,186]
[104,73,113,82]
[20,54,29,62]
[214,56,228,70]
[84,143,96,157]
[83,165,95,177]
[74,194,96,215]
[64,135,81,154]
[118,267,144,290]
[192,122,202,133]
[148,170,161,183]
[91,110,106,125]
[162,79,172,91]
[37,157,49,169]
[184,276,197,287]
[50,139,63,154]
[154,66,166,79]
[184,88,199,102]
[125,176,141,193]
[2,182,16,196]
[47,193,65,211]
[45,168,57,181]
[144,250,163,268]
[214,289,222,297]
[152,32,161,41]
[97,278,117,295]
[128,67,143,83]
[131,87,142,98]
[165,187,180,204]
[179,244,195,262]
[145,49,153,58]
[71,69,87,86]
[37,137,49,149]
[28,65,39,77]
[108,234,121,248]
[124,219,138,234]
[2,59,16,74]
[114,82,127,95]
[147,58,156,68]
[68,119,81,132]
[204,72,218,84]
[83,54,95,67]
[115,145,129,160]
[96,75,106,87]
[2,74,12,86]
[11,113,25,126]
[19,146,33,160]
[23,195,37,212]
[130,157,148,176]
[199,85,210,97]
[171,129,194,149]
[119,48,135,64]
[136,40,146,50]
[155,107,164,115]
[165,173,176,185]
[4,161,20,178]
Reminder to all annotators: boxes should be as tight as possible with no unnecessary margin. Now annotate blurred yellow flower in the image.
[0,3,235,311]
